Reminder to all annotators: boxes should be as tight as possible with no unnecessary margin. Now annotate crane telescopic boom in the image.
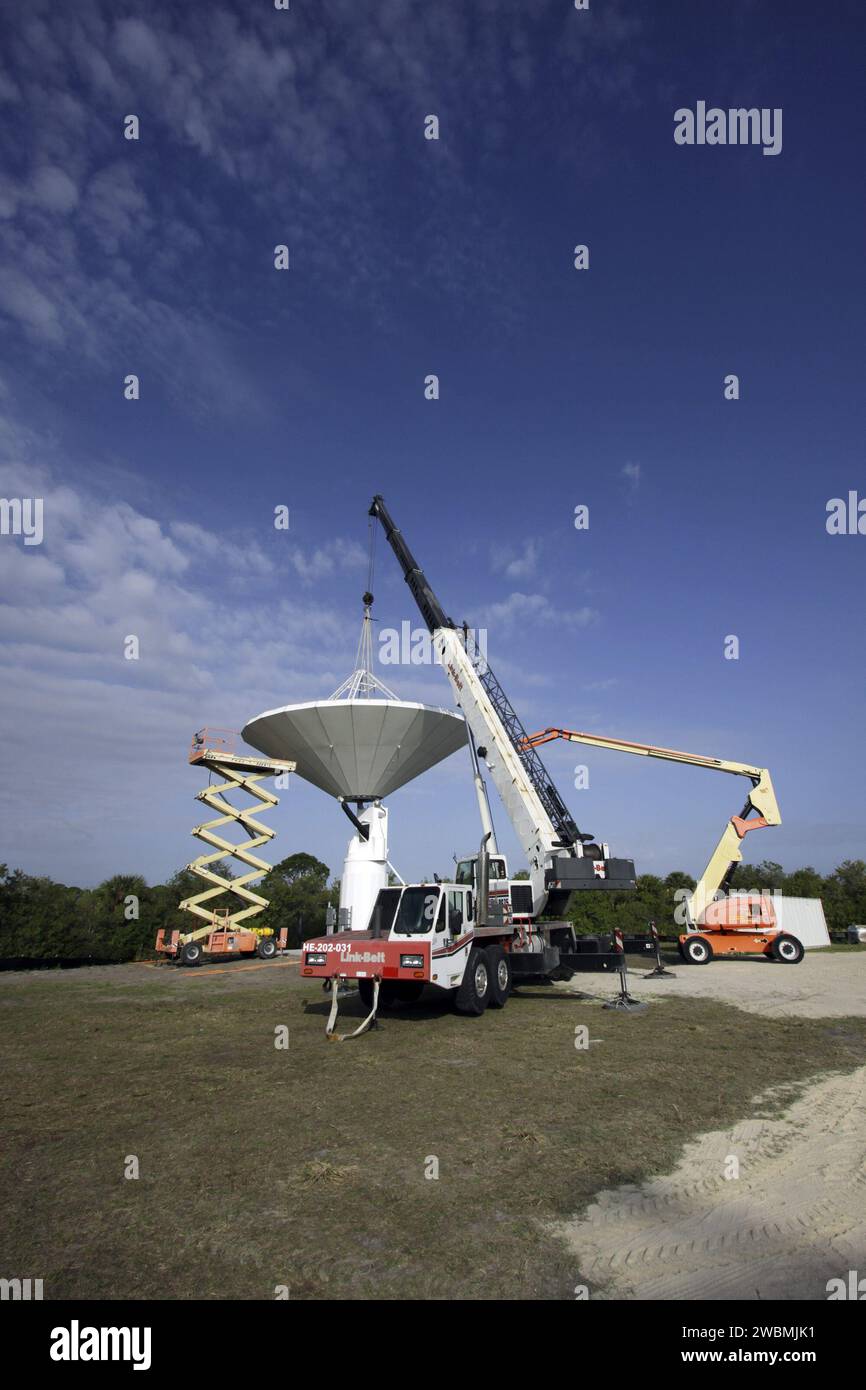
[368,496,636,914]
[369,495,582,846]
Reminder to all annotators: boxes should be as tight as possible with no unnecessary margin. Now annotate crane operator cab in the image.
[455,854,506,886]
[455,852,535,926]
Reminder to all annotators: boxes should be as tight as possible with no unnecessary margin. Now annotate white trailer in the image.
[729,893,830,949]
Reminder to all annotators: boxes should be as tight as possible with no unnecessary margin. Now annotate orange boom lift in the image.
[521,728,803,965]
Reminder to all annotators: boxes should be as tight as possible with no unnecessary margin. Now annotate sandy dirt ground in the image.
[561,948,866,1019]
[554,952,866,1300]
[555,1066,866,1300]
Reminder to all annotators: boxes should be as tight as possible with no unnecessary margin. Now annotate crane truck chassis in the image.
[302,863,634,1038]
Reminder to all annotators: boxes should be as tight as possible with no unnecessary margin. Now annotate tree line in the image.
[567,859,866,939]
[0,853,334,966]
[0,856,863,966]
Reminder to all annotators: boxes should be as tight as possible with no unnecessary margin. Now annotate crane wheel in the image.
[487,947,512,1008]
[455,948,491,1015]
[256,936,277,960]
[367,980,423,1009]
[395,982,424,1004]
[179,941,203,967]
[771,933,804,964]
[682,936,713,965]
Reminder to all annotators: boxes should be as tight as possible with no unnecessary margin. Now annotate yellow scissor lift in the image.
[156,729,296,966]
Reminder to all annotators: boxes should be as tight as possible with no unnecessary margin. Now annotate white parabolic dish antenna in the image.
[242,698,466,801]
[242,600,467,800]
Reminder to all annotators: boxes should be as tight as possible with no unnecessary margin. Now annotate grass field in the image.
[2,958,865,1300]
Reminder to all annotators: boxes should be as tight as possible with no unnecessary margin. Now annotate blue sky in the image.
[0,0,863,890]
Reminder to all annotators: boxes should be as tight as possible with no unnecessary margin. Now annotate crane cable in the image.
[366,517,377,598]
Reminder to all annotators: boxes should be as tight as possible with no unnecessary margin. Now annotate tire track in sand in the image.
[554,1067,866,1300]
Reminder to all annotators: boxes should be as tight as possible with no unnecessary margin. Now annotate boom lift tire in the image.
[455,948,491,1015]
[487,946,512,1008]
[179,941,203,966]
[771,933,804,964]
[682,935,714,965]
[255,936,277,960]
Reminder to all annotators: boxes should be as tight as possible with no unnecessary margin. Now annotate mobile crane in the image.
[521,728,803,965]
[300,497,637,1037]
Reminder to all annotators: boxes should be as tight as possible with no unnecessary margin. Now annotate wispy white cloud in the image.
[169,521,273,578]
[621,461,642,497]
[0,0,648,391]
[580,676,619,693]
[0,451,361,706]
[472,590,599,636]
[289,539,367,585]
[0,444,374,877]
[491,537,540,580]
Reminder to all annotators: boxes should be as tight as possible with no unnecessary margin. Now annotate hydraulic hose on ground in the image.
[326,978,380,1042]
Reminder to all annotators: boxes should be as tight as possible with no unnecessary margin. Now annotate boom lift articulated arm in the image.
[368,497,636,915]
[522,729,781,926]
